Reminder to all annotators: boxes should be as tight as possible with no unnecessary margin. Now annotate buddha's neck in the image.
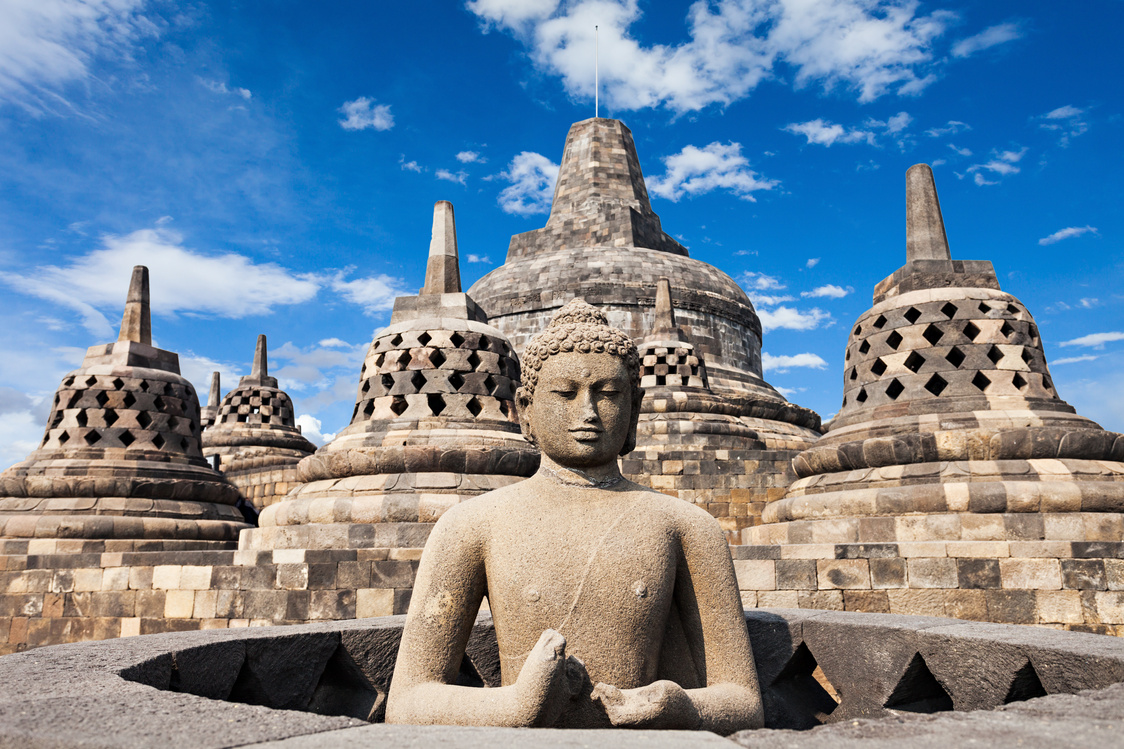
[536,455,624,489]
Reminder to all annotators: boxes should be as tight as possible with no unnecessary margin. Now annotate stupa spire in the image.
[208,372,221,409]
[422,200,461,295]
[252,334,268,379]
[905,163,951,262]
[651,277,688,344]
[117,265,151,345]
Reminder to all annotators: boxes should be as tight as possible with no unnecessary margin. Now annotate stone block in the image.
[985,590,1036,624]
[1000,559,1062,590]
[756,590,799,608]
[945,589,988,621]
[180,566,213,590]
[870,558,907,589]
[1061,560,1107,590]
[957,558,1001,589]
[101,567,130,591]
[887,589,947,617]
[73,568,104,592]
[310,590,355,620]
[357,588,395,618]
[371,561,417,589]
[129,566,154,590]
[1036,590,1084,625]
[797,590,844,610]
[907,558,957,588]
[842,590,890,613]
[152,565,182,590]
[733,560,775,591]
[1094,592,1124,624]
[164,590,195,618]
[1106,560,1124,591]
[775,560,817,589]
[816,560,870,590]
[193,590,218,619]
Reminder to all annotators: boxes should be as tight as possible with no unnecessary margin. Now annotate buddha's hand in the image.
[591,680,699,730]
[515,629,589,726]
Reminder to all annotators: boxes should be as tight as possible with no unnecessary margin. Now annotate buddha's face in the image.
[521,351,636,469]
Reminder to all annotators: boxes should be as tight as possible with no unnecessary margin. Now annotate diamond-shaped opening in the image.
[390,396,408,416]
[1003,660,1047,704]
[904,307,922,324]
[103,410,118,427]
[940,302,958,319]
[63,377,75,387]
[152,434,165,449]
[390,334,403,347]
[884,653,953,714]
[360,380,371,396]
[153,396,165,411]
[1029,323,1040,341]
[168,416,179,430]
[848,368,857,381]
[430,349,446,368]
[922,324,943,345]
[76,411,88,427]
[484,374,496,394]
[479,335,491,351]
[853,324,862,336]
[119,431,135,447]
[426,394,445,416]
[139,380,150,392]
[904,351,925,373]
[1043,375,1054,391]
[963,321,981,341]
[57,431,70,444]
[978,302,991,314]
[66,391,83,408]
[856,387,868,403]
[123,392,136,408]
[83,431,101,446]
[887,331,904,350]
[136,411,152,429]
[1012,372,1028,391]
[869,315,887,331]
[1021,348,1033,365]
[987,345,1004,365]
[925,374,948,396]
[766,642,839,730]
[467,397,483,416]
[111,377,124,390]
[972,372,992,391]
[84,375,98,387]
[845,350,851,362]
[95,391,110,407]
[450,332,465,348]
[449,371,465,390]
[49,411,63,429]
[858,340,870,355]
[1000,320,1015,338]
[1006,303,1020,315]
[886,378,905,400]
[408,371,426,393]
[381,373,394,391]
[417,331,431,346]
[180,436,190,451]
[361,400,375,418]
[870,358,887,377]
[468,351,482,370]
[655,374,667,386]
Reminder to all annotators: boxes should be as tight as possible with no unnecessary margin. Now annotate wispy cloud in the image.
[327,271,410,315]
[338,96,394,131]
[925,120,970,137]
[1059,332,1124,349]
[456,150,485,164]
[399,156,423,173]
[647,142,776,202]
[436,168,467,185]
[467,0,954,112]
[805,258,820,269]
[951,22,1022,58]
[967,147,1026,186]
[762,352,828,373]
[801,284,852,299]
[738,271,831,332]
[1052,355,1099,366]
[466,254,491,264]
[1039,226,1098,245]
[757,306,832,332]
[948,143,972,157]
[199,78,251,100]
[1037,105,1089,146]
[784,119,874,147]
[497,151,559,216]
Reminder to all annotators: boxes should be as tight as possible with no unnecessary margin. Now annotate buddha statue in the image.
[386,300,763,733]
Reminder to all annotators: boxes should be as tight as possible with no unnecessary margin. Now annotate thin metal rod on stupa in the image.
[208,372,221,409]
[118,265,151,345]
[251,334,268,379]
[906,163,951,262]
[421,200,461,295]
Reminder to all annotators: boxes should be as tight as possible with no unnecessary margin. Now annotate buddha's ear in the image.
[516,386,537,446]
[619,385,644,456]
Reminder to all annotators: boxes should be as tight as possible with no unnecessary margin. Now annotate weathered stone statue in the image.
[386,300,763,732]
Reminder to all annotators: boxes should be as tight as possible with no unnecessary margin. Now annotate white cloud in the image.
[0,408,43,470]
[0,227,322,338]
[802,284,852,299]
[328,271,410,315]
[1052,355,1099,366]
[468,0,954,112]
[805,258,820,269]
[647,142,777,202]
[951,22,1022,58]
[930,158,946,167]
[338,96,394,131]
[1039,226,1098,246]
[273,339,367,392]
[761,352,829,373]
[884,111,913,133]
[436,168,467,185]
[784,119,874,147]
[318,338,352,348]
[466,254,491,264]
[738,271,785,291]
[926,120,970,137]
[757,306,832,333]
[199,78,251,100]
[1037,105,1088,146]
[948,144,972,157]
[399,156,423,173]
[456,150,485,164]
[497,151,559,216]
[295,414,336,446]
[748,293,795,307]
[0,0,156,112]
[1059,332,1124,349]
[967,147,1026,185]
[177,352,241,401]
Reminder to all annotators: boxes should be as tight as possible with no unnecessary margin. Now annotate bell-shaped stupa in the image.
[753,164,1124,546]
[202,335,316,510]
[243,201,538,551]
[0,266,247,548]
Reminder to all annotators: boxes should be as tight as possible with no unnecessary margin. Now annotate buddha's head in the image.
[517,300,642,469]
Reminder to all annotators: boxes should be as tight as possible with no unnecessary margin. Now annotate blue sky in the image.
[1,0,1122,467]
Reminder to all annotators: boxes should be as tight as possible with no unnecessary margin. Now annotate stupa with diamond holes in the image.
[242,201,538,551]
[202,336,316,511]
[0,266,247,548]
[750,164,1124,548]
[622,278,784,534]
[470,117,821,530]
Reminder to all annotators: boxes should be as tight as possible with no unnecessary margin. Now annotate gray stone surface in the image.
[249,725,739,748]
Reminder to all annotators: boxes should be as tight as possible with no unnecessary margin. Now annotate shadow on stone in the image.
[884,653,954,714]
[764,642,840,729]
[1003,660,1048,704]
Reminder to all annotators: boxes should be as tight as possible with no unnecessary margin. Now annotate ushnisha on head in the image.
[517,299,643,461]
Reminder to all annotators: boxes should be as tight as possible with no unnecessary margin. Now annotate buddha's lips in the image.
[569,428,603,440]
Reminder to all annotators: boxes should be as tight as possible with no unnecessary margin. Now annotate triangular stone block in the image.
[884,652,953,713]
[1004,659,1048,704]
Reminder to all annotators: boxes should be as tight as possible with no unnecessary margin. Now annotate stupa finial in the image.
[118,265,151,345]
[252,334,268,379]
[654,277,677,332]
[906,164,951,262]
[422,200,461,295]
[208,371,221,409]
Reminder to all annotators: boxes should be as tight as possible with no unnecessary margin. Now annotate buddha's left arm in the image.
[674,511,764,733]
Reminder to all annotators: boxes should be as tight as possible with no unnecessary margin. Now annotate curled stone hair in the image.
[520,299,641,402]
